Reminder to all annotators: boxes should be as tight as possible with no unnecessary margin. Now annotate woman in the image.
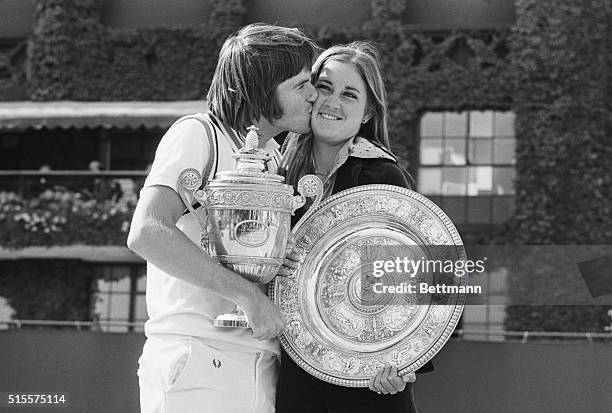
[277,42,432,413]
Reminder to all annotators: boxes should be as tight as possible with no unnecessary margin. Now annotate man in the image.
[127,24,318,413]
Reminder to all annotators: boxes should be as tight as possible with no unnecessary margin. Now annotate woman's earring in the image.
[362,119,367,124]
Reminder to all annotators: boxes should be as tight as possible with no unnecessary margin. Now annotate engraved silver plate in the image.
[271,184,466,387]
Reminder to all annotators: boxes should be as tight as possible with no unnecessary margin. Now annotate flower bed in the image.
[0,189,136,249]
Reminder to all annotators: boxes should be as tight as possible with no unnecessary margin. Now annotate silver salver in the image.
[271,184,466,387]
[178,126,323,328]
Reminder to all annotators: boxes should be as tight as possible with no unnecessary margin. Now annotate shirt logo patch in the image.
[212,358,222,368]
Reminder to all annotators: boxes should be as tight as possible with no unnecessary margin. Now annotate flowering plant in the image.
[0,189,136,249]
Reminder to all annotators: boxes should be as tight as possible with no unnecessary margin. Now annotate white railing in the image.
[1,319,611,342]
[0,319,144,331]
[454,329,612,343]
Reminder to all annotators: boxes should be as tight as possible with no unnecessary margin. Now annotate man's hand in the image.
[242,289,285,341]
[368,365,416,395]
[277,249,302,277]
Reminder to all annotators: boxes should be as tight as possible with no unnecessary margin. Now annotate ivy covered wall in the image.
[504,0,612,332]
[13,0,612,331]
[27,0,245,100]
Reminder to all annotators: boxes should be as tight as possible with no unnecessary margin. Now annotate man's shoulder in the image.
[162,114,212,143]
[164,113,239,151]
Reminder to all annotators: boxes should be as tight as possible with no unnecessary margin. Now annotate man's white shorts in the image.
[137,335,279,413]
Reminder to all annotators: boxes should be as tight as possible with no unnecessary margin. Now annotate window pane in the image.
[467,196,492,223]
[420,113,443,137]
[469,138,492,164]
[420,138,443,165]
[468,166,493,195]
[462,304,487,323]
[0,297,15,325]
[487,305,507,326]
[137,275,147,293]
[493,167,516,195]
[488,267,509,294]
[444,138,466,165]
[111,276,131,293]
[494,112,515,136]
[94,294,110,320]
[469,111,493,137]
[441,196,466,224]
[110,294,130,320]
[492,196,515,222]
[418,168,442,194]
[441,167,468,195]
[444,112,467,137]
[493,138,516,164]
[135,294,148,321]
[97,279,111,293]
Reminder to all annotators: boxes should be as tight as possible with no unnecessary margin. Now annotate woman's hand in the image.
[368,365,416,395]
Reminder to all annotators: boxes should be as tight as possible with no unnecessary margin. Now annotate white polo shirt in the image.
[142,113,281,356]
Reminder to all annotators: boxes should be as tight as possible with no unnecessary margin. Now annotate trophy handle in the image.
[177,168,208,245]
[292,174,323,228]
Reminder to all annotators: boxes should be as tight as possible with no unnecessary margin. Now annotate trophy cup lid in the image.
[210,126,287,187]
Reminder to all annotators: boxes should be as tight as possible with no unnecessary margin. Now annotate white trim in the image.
[0,101,208,130]
[0,101,206,118]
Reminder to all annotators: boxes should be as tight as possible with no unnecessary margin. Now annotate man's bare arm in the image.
[127,185,284,340]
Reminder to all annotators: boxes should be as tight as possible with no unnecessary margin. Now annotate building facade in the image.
[0,0,610,336]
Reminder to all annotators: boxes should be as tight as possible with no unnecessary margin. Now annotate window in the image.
[0,297,15,330]
[93,264,147,332]
[417,110,516,225]
[460,267,508,341]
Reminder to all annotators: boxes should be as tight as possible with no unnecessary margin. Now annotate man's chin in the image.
[271,121,310,135]
[294,124,312,135]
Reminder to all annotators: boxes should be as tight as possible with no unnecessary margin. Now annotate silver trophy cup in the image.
[178,126,322,328]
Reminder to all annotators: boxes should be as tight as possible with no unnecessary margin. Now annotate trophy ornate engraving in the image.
[178,126,323,328]
[271,184,466,387]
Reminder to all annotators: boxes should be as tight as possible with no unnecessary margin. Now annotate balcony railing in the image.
[0,170,147,198]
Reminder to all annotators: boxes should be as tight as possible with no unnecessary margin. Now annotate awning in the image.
[0,101,208,130]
